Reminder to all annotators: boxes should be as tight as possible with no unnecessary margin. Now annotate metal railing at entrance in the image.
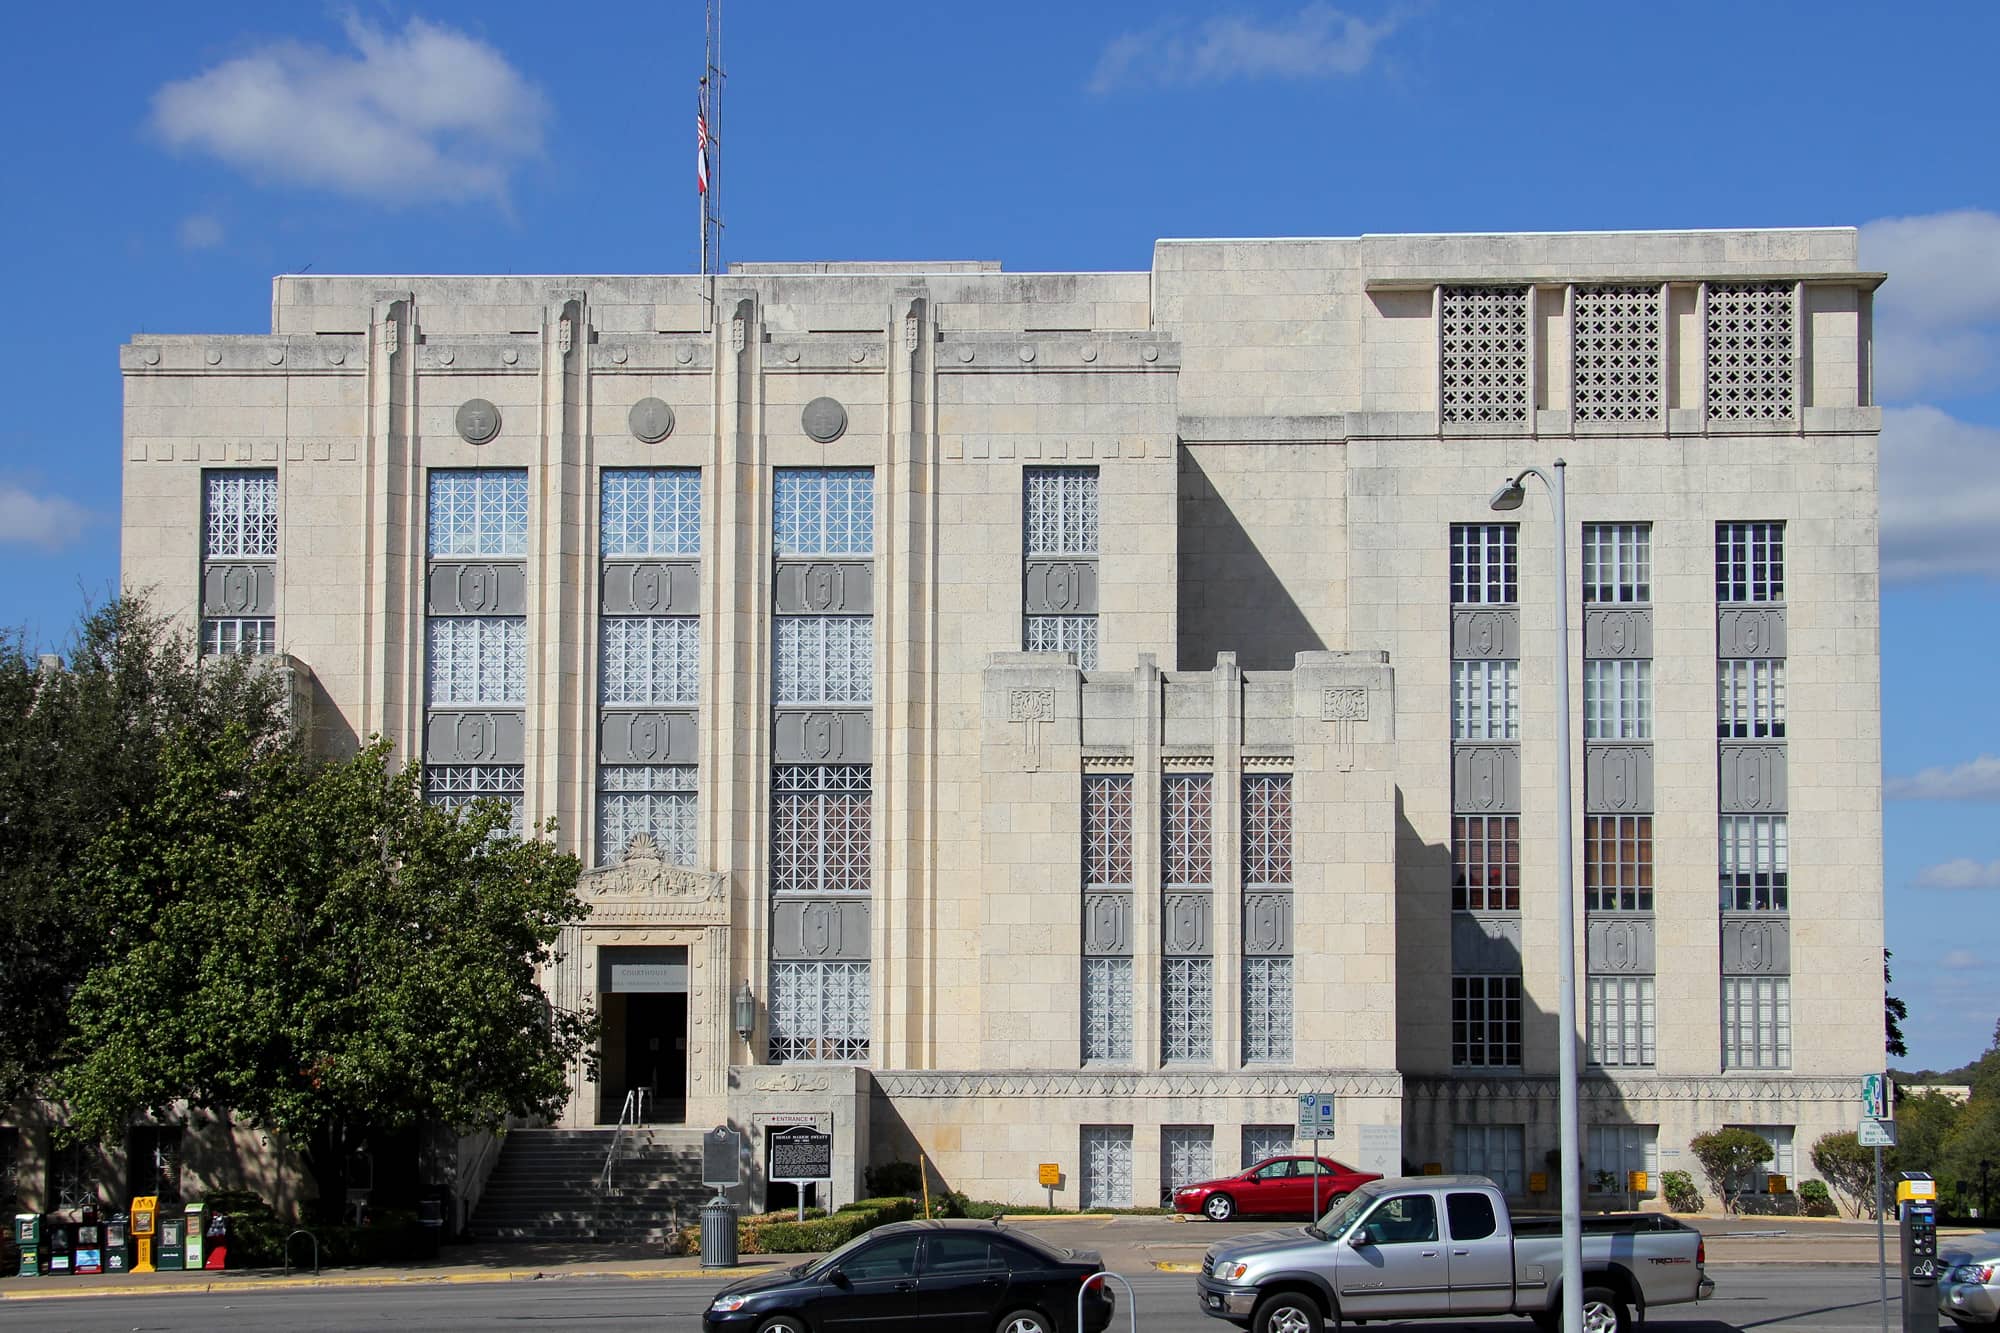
[598,1088,652,1195]
[1079,1270,1137,1333]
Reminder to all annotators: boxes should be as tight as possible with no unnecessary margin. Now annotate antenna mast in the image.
[699,0,725,277]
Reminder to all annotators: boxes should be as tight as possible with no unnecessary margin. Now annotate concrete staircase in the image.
[469,1127,711,1244]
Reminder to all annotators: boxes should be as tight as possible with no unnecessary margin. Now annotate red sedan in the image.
[1170,1155,1381,1222]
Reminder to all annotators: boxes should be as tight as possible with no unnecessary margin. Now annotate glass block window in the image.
[1706,281,1797,421]
[1583,660,1652,740]
[204,470,279,558]
[768,960,870,1063]
[1573,285,1662,423]
[1082,957,1134,1062]
[1582,523,1652,603]
[597,766,697,866]
[1162,956,1214,1063]
[600,468,701,556]
[202,618,276,657]
[775,617,873,705]
[1242,1126,1294,1170]
[1722,978,1792,1070]
[1716,522,1785,603]
[1587,1124,1659,1185]
[428,470,529,557]
[1243,958,1293,1063]
[1162,1126,1214,1202]
[1025,614,1099,670]
[1718,659,1787,739]
[772,765,872,895]
[1719,814,1788,912]
[427,617,527,706]
[1584,815,1653,912]
[1081,1126,1133,1210]
[1452,975,1523,1068]
[1587,975,1657,1067]
[1452,815,1520,911]
[426,765,525,832]
[1024,466,1099,557]
[1162,775,1213,886]
[600,617,700,706]
[774,468,873,556]
[1452,660,1520,740]
[1724,1123,1795,1190]
[1452,1123,1526,1196]
[1440,286,1530,426]
[1242,776,1293,886]
[1084,776,1134,886]
[1450,524,1518,605]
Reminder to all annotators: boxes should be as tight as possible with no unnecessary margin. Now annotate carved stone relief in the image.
[628,397,676,443]
[455,399,502,445]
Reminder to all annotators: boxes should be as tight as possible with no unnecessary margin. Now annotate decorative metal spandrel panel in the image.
[1573,287,1662,423]
[771,899,872,962]
[1082,957,1134,1061]
[600,468,701,556]
[1242,775,1293,886]
[1716,608,1788,657]
[772,710,873,764]
[1706,281,1797,421]
[600,617,700,707]
[1241,893,1293,955]
[774,617,874,705]
[1084,775,1135,887]
[426,562,528,617]
[1082,892,1132,956]
[1719,744,1789,813]
[1720,915,1791,975]
[425,764,524,834]
[1440,286,1530,425]
[767,960,872,1063]
[1582,745,1654,815]
[203,470,279,558]
[1585,915,1656,973]
[1162,893,1212,956]
[427,470,529,557]
[202,562,277,618]
[1715,522,1785,604]
[775,561,875,615]
[1161,956,1214,1063]
[1162,774,1214,886]
[424,710,526,765]
[426,617,527,706]
[771,765,873,896]
[1024,614,1099,670]
[1162,1127,1214,1198]
[601,561,701,616]
[1081,1126,1134,1210]
[774,469,874,556]
[1583,608,1653,660]
[1242,957,1294,1063]
[201,617,276,658]
[1451,912,1525,974]
[1023,561,1098,616]
[598,711,698,764]
[597,785,697,867]
[1024,467,1100,557]
[1449,524,1518,605]
[1451,608,1521,660]
[1452,745,1521,814]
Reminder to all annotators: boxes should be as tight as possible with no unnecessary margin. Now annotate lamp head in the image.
[733,981,756,1042]
[1488,479,1526,512]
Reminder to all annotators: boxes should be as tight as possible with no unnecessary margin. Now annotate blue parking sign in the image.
[1297,1093,1336,1139]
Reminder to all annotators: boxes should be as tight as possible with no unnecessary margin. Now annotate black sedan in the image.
[702,1218,1116,1333]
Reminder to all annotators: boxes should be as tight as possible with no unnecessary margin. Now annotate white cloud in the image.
[1940,948,1984,971]
[149,15,547,205]
[178,214,225,250]
[1089,4,1395,94]
[1859,209,2000,401]
[1915,859,2000,891]
[0,484,95,551]
[1880,405,2000,581]
[1887,755,2000,802]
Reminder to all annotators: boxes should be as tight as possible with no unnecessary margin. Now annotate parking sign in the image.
[1297,1093,1336,1139]
[1862,1074,1889,1120]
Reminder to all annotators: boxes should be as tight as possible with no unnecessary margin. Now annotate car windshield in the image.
[804,1229,899,1277]
[1313,1188,1376,1237]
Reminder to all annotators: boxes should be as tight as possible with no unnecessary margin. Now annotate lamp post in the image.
[1489,458,1582,1333]
[734,982,756,1047]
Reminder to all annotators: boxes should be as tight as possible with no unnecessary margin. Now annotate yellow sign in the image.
[1628,1171,1649,1193]
[130,1196,158,1237]
[1527,1172,1548,1193]
[1765,1173,1789,1194]
[1422,1162,1444,1175]
[1037,1163,1061,1188]
[1897,1178,1937,1203]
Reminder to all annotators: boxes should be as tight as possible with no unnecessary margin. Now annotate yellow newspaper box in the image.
[129,1196,158,1274]
[1765,1173,1789,1194]
[1628,1171,1650,1193]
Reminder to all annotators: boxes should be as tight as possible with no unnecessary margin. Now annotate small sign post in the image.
[1864,1075,1895,1333]
[1038,1162,1061,1209]
[769,1126,833,1222]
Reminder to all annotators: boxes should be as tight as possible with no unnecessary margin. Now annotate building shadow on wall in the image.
[1175,449,1325,671]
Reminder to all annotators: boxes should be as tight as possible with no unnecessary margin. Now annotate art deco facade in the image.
[116,229,1884,1210]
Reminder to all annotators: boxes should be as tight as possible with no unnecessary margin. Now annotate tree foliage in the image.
[1885,950,1909,1059]
[1690,1127,1774,1215]
[0,597,287,1101]
[1810,1131,1878,1219]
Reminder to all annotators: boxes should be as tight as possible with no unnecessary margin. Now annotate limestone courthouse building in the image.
[118,227,1884,1213]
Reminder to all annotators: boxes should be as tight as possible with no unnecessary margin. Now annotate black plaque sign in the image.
[703,1125,744,1189]
[769,1125,833,1183]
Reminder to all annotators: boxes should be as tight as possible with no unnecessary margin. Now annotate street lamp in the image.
[1490,458,1583,1333]
[734,982,757,1045]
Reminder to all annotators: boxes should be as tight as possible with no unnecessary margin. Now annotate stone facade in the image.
[111,231,1884,1213]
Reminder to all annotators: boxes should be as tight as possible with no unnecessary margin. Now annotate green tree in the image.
[1884,951,1908,1059]
[1890,1088,1966,1193]
[55,729,594,1212]
[1690,1127,1774,1215]
[1810,1130,1879,1219]
[0,597,287,1101]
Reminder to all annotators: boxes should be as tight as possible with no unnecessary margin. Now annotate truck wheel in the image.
[1581,1286,1629,1333]
[1251,1292,1323,1333]
[1204,1193,1236,1221]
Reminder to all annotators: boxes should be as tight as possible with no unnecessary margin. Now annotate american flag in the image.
[697,99,709,195]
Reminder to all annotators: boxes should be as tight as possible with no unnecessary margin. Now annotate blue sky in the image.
[1,2,1995,1069]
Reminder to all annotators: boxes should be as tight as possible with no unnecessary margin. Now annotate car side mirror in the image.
[1349,1226,1378,1249]
[826,1268,850,1287]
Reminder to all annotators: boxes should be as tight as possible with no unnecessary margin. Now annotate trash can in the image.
[183,1203,207,1271]
[104,1215,130,1274]
[14,1213,41,1277]
[699,1197,738,1268]
[418,1195,445,1260]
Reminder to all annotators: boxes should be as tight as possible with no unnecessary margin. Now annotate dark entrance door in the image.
[598,945,691,1125]
[619,992,688,1123]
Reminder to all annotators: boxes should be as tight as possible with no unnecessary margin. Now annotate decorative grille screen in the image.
[1162,1127,1214,1201]
[772,765,872,895]
[1084,776,1135,885]
[1024,467,1100,557]
[1242,958,1294,1063]
[427,618,527,706]
[1582,524,1652,603]
[1451,975,1523,1068]
[428,470,529,557]
[768,960,871,1063]
[601,468,701,556]
[1025,614,1099,670]
[774,469,874,556]
[1242,776,1292,885]
[600,617,700,706]
[425,765,524,832]
[1453,815,1521,911]
[1588,975,1657,1067]
[1450,524,1518,605]
[1706,281,1796,421]
[1162,956,1214,1063]
[1452,660,1520,740]
[1715,522,1785,603]
[1583,660,1653,740]
[597,766,697,866]
[1440,286,1530,425]
[1584,815,1653,912]
[204,471,278,558]
[1082,957,1134,1061]
[1573,285,1661,423]
[1162,776,1214,886]
[775,617,873,705]
[1081,1126,1133,1210]
[1718,660,1787,738]
[1722,977,1792,1069]
[1242,1126,1294,1170]
[1719,815,1788,911]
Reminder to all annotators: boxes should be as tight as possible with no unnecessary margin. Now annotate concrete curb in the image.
[0,1265,762,1302]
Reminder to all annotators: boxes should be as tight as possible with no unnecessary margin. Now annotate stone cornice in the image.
[872,1069,1403,1100]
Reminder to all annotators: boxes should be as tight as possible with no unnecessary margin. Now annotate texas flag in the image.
[697,101,710,195]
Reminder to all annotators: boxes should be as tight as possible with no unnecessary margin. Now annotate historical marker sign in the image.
[703,1125,745,1189]
[769,1125,833,1184]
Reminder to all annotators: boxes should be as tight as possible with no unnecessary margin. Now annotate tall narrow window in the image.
[1719,815,1788,912]
[1242,774,1293,1063]
[1716,522,1785,603]
[200,470,279,656]
[1588,976,1657,1067]
[1082,774,1135,1063]
[767,960,870,1063]
[1024,467,1100,670]
[1452,976,1523,1068]
[1582,523,1652,603]
[1452,661,1520,740]
[1583,660,1652,740]
[1453,815,1521,911]
[1718,660,1787,739]
[1162,774,1214,1064]
[1081,1126,1133,1210]
[1584,816,1653,912]
[1722,978,1792,1069]
[1452,1124,1526,1195]
[1450,524,1518,605]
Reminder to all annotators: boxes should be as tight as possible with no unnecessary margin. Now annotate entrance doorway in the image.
[598,946,690,1124]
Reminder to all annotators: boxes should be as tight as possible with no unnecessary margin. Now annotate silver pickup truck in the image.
[1195,1174,1712,1333]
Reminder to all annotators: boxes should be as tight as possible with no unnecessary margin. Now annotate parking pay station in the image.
[1897,1172,1939,1331]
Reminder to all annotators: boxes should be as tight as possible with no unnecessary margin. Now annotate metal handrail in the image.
[598,1088,652,1194]
[1078,1270,1137,1333]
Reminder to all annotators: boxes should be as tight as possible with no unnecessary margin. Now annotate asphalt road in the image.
[0,1266,1968,1332]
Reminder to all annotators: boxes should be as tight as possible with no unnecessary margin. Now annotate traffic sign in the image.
[1859,1119,1898,1148]
[1297,1093,1336,1139]
[1862,1074,1890,1120]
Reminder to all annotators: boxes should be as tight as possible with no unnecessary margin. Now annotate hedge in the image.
[670,1196,916,1256]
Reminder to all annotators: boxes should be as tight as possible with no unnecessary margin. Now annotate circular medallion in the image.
[1019,345,1036,363]
[611,345,629,364]
[266,346,285,365]
[205,346,222,366]
[142,347,161,366]
[325,345,345,366]
[784,347,801,363]
[456,398,502,445]
[1142,345,1159,363]
[502,347,519,365]
[849,346,867,363]
[958,347,974,363]
[801,396,848,443]
[628,397,676,443]
[1080,345,1098,363]
[675,345,694,365]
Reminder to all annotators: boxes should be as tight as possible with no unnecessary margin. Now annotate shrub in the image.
[1661,1170,1703,1213]
[668,1196,916,1256]
[864,1162,923,1198]
[1690,1128,1775,1215]
[1798,1179,1835,1216]
[1810,1131,1878,1219]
